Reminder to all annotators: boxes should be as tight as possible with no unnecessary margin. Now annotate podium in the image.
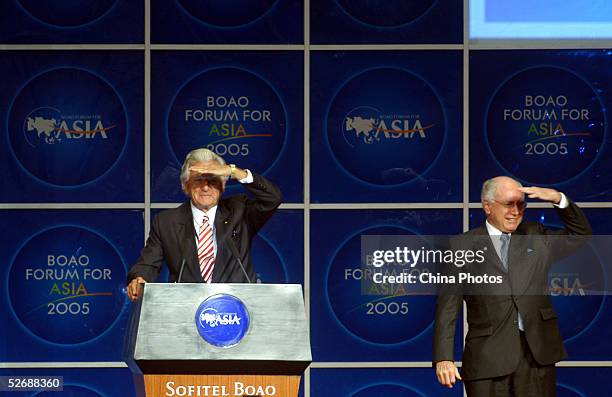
[126,283,311,397]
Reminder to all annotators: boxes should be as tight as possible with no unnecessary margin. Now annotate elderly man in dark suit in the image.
[433,176,591,396]
[127,148,282,301]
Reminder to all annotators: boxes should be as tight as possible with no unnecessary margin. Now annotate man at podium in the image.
[127,147,282,301]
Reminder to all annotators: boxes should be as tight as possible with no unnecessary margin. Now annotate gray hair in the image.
[481,176,522,201]
[180,148,226,190]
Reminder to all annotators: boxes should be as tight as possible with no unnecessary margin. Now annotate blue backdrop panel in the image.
[151,209,304,285]
[311,368,462,396]
[0,0,143,44]
[150,51,303,203]
[310,210,463,361]
[556,367,612,396]
[311,0,462,44]
[0,51,144,202]
[0,210,142,362]
[151,0,302,44]
[250,209,304,284]
[0,367,137,397]
[469,208,612,360]
[469,50,612,202]
[310,51,462,203]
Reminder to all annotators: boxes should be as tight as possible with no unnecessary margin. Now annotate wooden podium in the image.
[126,283,311,397]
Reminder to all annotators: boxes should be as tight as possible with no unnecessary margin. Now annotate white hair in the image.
[481,176,522,202]
[180,148,226,191]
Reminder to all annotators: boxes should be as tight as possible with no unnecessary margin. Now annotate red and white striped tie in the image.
[197,215,215,282]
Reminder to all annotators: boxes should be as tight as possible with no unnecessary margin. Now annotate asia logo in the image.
[486,66,605,185]
[326,225,435,345]
[344,106,432,146]
[7,226,126,345]
[24,107,113,146]
[169,68,285,175]
[199,308,242,328]
[195,294,250,347]
[327,68,445,185]
[8,68,127,186]
[546,240,605,342]
[550,273,592,296]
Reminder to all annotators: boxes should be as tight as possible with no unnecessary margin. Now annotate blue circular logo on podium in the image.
[327,68,445,186]
[195,294,250,347]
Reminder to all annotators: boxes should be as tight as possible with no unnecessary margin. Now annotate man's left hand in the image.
[518,186,562,204]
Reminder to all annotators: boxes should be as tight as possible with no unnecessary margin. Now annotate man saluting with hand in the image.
[433,176,591,396]
[127,147,282,302]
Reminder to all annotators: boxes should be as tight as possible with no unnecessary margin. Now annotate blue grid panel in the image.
[0,0,143,44]
[151,209,304,286]
[556,367,612,396]
[469,50,612,202]
[0,210,143,362]
[310,209,463,361]
[0,51,144,202]
[311,0,462,44]
[311,51,462,203]
[151,0,302,44]
[0,367,138,397]
[469,208,612,360]
[311,368,462,397]
[150,51,303,203]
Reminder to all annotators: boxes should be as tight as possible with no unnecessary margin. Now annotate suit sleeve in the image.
[552,199,592,236]
[243,173,283,236]
[432,236,463,365]
[433,290,462,364]
[126,214,165,284]
[543,200,592,264]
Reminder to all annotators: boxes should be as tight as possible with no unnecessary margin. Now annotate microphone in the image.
[176,258,187,283]
[227,235,252,284]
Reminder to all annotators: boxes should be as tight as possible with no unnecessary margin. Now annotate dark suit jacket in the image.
[433,201,591,381]
[127,173,282,284]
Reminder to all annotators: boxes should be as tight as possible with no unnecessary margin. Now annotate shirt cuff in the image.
[238,169,253,184]
[553,192,569,208]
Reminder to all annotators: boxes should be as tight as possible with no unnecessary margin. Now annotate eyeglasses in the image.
[491,199,527,211]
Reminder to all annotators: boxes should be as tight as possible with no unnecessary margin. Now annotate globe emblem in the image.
[23,107,62,146]
[194,294,250,348]
[342,106,381,147]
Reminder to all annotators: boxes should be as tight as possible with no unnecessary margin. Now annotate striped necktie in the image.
[197,214,215,282]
